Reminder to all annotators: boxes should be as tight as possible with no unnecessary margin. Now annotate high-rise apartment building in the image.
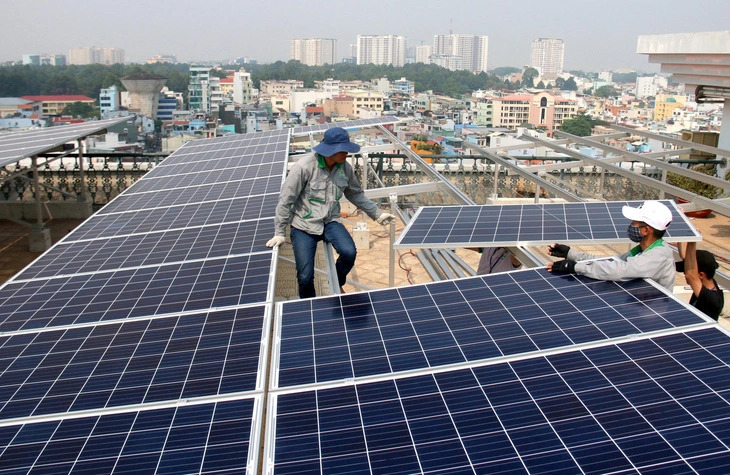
[356,35,406,67]
[68,47,125,65]
[432,35,488,72]
[530,38,564,80]
[290,38,337,66]
[416,45,432,64]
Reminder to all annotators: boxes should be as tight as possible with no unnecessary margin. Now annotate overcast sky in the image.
[2,0,728,72]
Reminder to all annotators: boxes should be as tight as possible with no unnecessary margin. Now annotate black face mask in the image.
[627,224,644,243]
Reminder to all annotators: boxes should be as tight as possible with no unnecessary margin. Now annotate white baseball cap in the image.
[622,200,672,231]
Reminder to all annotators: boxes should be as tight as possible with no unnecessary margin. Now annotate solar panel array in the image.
[290,116,400,136]
[0,129,289,471]
[395,200,701,249]
[4,122,730,473]
[266,270,730,473]
[0,117,133,168]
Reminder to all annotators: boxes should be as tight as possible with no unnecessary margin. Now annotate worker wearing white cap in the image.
[547,200,676,290]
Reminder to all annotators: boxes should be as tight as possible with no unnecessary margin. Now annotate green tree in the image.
[613,72,638,83]
[559,113,593,136]
[555,77,565,89]
[522,67,539,88]
[536,80,545,89]
[61,101,99,119]
[489,66,521,77]
[564,77,578,91]
[594,85,618,98]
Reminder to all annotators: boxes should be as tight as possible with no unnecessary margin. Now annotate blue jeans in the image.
[290,222,357,299]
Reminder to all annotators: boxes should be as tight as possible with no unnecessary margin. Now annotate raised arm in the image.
[683,242,703,298]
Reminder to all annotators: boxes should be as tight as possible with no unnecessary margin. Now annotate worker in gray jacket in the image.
[266,127,395,298]
[547,200,676,290]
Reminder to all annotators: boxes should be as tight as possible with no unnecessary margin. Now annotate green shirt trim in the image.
[627,238,664,257]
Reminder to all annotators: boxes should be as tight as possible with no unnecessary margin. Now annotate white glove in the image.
[376,213,396,226]
[266,235,286,248]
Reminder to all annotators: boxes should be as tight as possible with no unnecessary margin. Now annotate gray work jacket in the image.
[274,152,381,236]
[568,239,676,290]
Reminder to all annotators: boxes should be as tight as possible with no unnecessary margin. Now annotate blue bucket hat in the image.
[312,127,361,156]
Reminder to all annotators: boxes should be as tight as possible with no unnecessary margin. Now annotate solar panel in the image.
[0,306,268,419]
[0,253,274,333]
[273,269,707,389]
[161,129,289,167]
[97,175,283,215]
[0,117,133,168]
[394,200,700,249]
[123,161,284,195]
[12,219,273,281]
[290,116,400,136]
[62,194,280,242]
[266,326,730,473]
[0,129,289,473]
[0,397,260,473]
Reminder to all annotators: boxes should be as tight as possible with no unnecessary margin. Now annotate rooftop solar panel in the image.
[159,130,288,167]
[0,306,267,419]
[0,117,133,168]
[394,200,700,249]
[12,218,273,281]
[123,161,284,195]
[97,175,283,215]
[0,397,260,474]
[0,253,274,333]
[290,116,400,136]
[273,268,708,389]
[266,326,730,474]
[62,194,279,242]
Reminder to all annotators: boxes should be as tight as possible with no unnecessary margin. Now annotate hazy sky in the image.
[2,0,728,71]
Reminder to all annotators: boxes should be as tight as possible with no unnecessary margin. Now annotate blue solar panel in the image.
[62,194,279,242]
[0,397,257,473]
[159,129,289,167]
[0,306,266,419]
[13,219,273,281]
[267,327,730,473]
[0,253,273,333]
[274,269,707,388]
[395,200,700,249]
[123,161,284,195]
[98,175,283,214]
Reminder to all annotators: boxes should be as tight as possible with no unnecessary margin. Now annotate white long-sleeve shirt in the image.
[568,239,675,290]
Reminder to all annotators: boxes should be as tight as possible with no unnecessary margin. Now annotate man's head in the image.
[313,127,360,158]
[696,250,720,280]
[622,200,673,239]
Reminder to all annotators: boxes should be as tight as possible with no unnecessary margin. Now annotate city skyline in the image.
[2,0,728,71]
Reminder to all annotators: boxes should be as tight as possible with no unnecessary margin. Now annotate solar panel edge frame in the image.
[392,205,427,247]
[262,324,730,474]
[393,200,702,249]
[269,270,717,392]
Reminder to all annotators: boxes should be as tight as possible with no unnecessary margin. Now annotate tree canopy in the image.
[559,112,608,137]
[594,85,619,98]
[61,101,99,119]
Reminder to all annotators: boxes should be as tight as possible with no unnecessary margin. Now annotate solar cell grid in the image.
[142,151,286,179]
[0,398,257,474]
[0,117,132,167]
[0,253,273,333]
[13,218,274,281]
[62,194,279,242]
[268,327,730,474]
[160,130,288,167]
[98,175,283,215]
[0,306,266,419]
[395,200,700,249]
[124,161,284,195]
[274,269,706,388]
